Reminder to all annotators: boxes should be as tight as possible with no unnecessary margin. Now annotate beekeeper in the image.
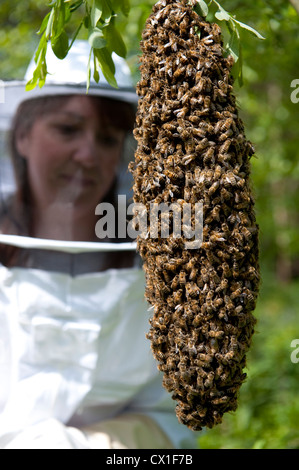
[0,40,198,449]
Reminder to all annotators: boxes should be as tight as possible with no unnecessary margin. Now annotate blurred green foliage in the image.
[0,0,298,449]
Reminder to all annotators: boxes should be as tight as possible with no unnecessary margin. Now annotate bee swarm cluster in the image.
[130,0,260,431]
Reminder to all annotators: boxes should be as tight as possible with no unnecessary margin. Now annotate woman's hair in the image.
[0,94,136,267]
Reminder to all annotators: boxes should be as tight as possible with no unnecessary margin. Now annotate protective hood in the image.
[0,40,138,131]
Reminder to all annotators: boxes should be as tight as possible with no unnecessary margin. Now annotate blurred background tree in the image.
[1,0,298,449]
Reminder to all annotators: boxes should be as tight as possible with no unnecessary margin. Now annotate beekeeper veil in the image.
[0,40,139,272]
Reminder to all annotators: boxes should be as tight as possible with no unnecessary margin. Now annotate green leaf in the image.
[25,77,38,91]
[104,21,127,58]
[226,28,240,63]
[194,0,209,18]
[215,9,231,21]
[89,27,107,48]
[51,30,69,59]
[110,0,122,12]
[100,0,113,23]
[91,0,103,28]
[84,13,91,29]
[26,36,48,91]
[64,3,72,23]
[45,8,55,39]
[213,1,231,21]
[37,12,51,35]
[93,52,100,83]
[68,19,84,50]
[86,46,93,93]
[69,0,84,12]
[52,2,65,37]
[34,31,48,64]
[93,47,118,88]
[232,18,265,40]
[120,0,130,17]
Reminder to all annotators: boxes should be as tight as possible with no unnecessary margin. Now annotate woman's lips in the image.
[60,173,96,187]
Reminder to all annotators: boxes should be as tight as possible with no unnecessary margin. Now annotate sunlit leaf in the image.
[94,46,118,88]
[194,0,209,18]
[91,0,102,27]
[51,30,69,59]
[104,20,127,57]
[88,27,107,48]
[232,18,265,40]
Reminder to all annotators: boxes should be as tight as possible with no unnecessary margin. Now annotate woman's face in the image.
[16,95,125,216]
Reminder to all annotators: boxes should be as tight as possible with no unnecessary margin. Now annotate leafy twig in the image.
[193,0,265,86]
[26,0,130,92]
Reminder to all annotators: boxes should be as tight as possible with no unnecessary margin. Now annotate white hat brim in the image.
[0,80,138,131]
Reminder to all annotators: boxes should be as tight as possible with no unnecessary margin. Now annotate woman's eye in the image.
[99,135,122,147]
[56,124,79,136]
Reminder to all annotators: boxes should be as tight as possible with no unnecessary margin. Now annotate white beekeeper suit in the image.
[0,42,198,449]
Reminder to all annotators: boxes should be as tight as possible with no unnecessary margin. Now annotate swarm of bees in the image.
[130,0,260,431]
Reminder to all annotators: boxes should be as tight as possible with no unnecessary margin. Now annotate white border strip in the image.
[0,234,137,253]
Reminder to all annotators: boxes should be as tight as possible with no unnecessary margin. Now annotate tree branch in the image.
[289,0,299,15]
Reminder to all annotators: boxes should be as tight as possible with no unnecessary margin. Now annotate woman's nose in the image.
[72,132,99,167]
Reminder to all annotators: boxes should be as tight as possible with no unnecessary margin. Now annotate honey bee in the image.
[208,181,220,197]
[246,266,259,280]
[233,231,244,246]
[218,308,228,321]
[223,350,236,365]
[220,187,233,202]
[194,138,209,154]
[240,226,253,240]
[224,323,239,336]
[162,269,173,284]
[184,170,193,187]
[191,127,206,139]
[188,114,200,125]
[216,249,230,262]
[162,122,176,133]
[219,139,232,154]
[177,81,189,98]
[210,231,226,243]
[174,107,189,119]
[186,63,195,77]
[151,333,167,346]
[189,267,198,281]
[179,270,187,285]
[229,335,239,352]
[209,328,224,339]
[204,371,214,389]
[244,290,256,306]
[221,262,231,278]
[223,294,234,311]
[186,257,197,271]
[210,205,221,222]
[154,350,165,361]
[215,278,229,293]
[200,266,209,283]
[173,65,186,80]
[181,153,196,165]
[224,171,238,188]
[234,305,243,315]
[206,250,221,265]
[185,282,200,299]
[219,128,234,142]
[173,289,184,305]
[157,278,171,297]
